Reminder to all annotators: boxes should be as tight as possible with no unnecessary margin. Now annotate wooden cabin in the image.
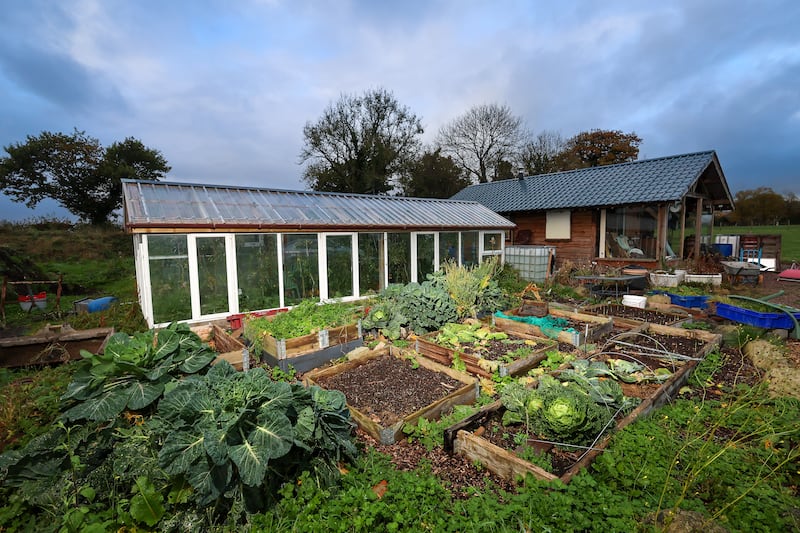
[451,151,735,270]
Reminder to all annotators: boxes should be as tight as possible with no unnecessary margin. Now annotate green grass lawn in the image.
[672,224,800,263]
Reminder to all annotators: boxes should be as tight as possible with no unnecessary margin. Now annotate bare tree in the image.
[435,104,527,184]
[519,130,566,176]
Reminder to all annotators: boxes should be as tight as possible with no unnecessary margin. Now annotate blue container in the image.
[87,296,118,313]
[667,293,709,309]
[714,302,795,329]
[715,243,733,257]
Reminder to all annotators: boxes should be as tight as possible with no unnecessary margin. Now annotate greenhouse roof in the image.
[122,179,515,233]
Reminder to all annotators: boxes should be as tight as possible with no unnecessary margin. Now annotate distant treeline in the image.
[717,187,800,226]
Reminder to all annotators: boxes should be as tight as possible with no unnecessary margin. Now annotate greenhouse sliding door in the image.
[235,234,280,312]
[282,234,319,306]
[387,232,411,285]
[358,233,385,295]
[195,236,229,316]
[147,235,191,324]
[326,234,354,298]
[416,233,435,281]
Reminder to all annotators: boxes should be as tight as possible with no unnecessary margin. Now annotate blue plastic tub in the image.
[87,296,118,313]
[714,302,796,329]
[667,293,709,309]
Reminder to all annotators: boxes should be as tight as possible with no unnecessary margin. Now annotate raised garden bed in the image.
[190,323,248,370]
[443,324,721,484]
[243,301,363,373]
[491,307,614,347]
[581,303,690,327]
[0,325,114,368]
[415,322,558,378]
[304,347,478,444]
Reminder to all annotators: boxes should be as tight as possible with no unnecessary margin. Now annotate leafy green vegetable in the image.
[244,299,362,341]
[154,361,357,512]
[501,378,613,447]
[434,322,508,349]
[362,274,458,339]
[61,323,217,422]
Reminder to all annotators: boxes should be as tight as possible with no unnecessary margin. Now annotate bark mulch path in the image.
[313,353,463,426]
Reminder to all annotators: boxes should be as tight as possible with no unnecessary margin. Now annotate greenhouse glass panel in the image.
[327,235,354,298]
[358,233,384,295]
[417,233,435,281]
[235,234,280,312]
[196,236,229,316]
[148,235,191,324]
[387,232,411,285]
[282,234,319,306]
[483,232,503,251]
[461,231,479,268]
[439,232,459,266]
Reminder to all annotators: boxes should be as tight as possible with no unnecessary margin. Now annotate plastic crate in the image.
[666,294,709,309]
[714,302,796,329]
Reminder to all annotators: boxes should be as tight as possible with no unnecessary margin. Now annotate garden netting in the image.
[494,311,577,339]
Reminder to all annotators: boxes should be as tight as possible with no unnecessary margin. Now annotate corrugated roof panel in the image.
[122,180,514,231]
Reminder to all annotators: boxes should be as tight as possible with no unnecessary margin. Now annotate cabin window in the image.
[604,207,657,259]
[546,210,571,239]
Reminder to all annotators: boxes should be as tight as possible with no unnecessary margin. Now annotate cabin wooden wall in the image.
[510,210,598,267]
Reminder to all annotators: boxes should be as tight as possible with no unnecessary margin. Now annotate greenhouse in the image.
[122,179,515,327]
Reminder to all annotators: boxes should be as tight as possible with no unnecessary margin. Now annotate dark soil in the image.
[480,415,585,476]
[448,336,548,362]
[600,331,707,360]
[586,303,689,325]
[313,353,463,426]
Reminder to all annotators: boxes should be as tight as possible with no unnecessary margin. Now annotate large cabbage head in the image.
[544,395,587,434]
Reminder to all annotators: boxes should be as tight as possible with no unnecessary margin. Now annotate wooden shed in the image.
[451,151,735,269]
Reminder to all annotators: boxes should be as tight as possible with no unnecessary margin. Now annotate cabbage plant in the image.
[154,361,357,512]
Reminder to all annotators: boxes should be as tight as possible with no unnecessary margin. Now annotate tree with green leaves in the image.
[0,130,170,224]
[554,129,641,170]
[300,88,423,195]
[436,104,528,184]
[726,187,789,225]
[398,148,471,198]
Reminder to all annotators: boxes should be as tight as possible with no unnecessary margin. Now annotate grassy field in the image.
[713,224,800,262]
[671,224,800,263]
[0,221,143,333]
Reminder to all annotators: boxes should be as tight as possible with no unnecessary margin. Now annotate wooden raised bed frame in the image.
[191,323,247,371]
[492,307,614,347]
[415,327,558,379]
[304,347,478,444]
[245,317,363,373]
[443,323,722,484]
[0,325,114,368]
[580,303,691,329]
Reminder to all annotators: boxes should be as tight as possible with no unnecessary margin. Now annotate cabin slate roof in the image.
[450,151,732,213]
[122,179,515,232]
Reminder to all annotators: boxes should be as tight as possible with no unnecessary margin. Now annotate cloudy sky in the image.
[1,0,798,221]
